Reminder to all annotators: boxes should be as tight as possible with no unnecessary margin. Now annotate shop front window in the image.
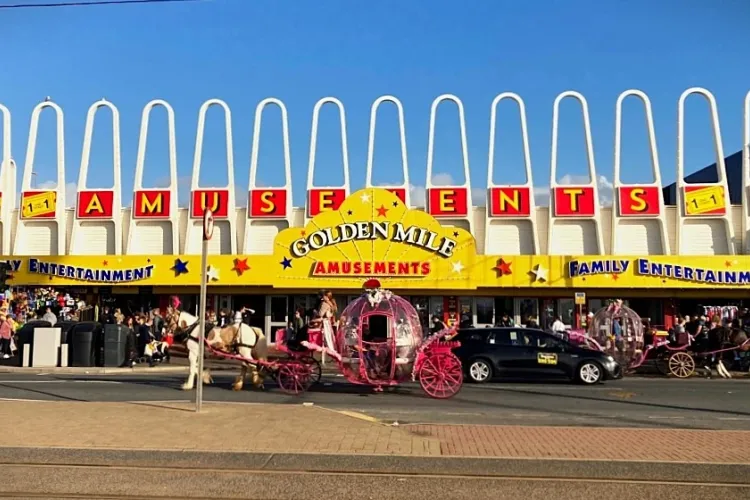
[476,297,494,325]
[429,296,445,322]
[541,299,556,329]
[558,298,575,327]
[270,296,287,323]
[516,298,539,327]
[410,296,429,331]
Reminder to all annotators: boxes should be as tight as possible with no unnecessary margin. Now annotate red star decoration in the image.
[232,257,251,276]
[376,204,389,217]
[102,260,108,266]
[300,230,306,237]
[611,274,619,281]
[725,260,733,268]
[493,258,512,276]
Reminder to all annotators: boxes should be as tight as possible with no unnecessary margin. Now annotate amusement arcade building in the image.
[1,89,750,336]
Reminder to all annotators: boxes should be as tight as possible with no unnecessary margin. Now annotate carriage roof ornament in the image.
[363,279,381,290]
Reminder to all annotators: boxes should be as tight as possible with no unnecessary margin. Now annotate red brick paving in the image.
[406,424,750,462]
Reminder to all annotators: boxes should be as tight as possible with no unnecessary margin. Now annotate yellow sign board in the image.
[2,188,750,291]
[684,185,725,216]
[21,191,57,219]
[537,353,558,365]
[270,188,478,289]
[574,292,586,305]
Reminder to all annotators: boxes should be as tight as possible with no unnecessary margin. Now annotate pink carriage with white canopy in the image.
[588,299,644,366]
[293,279,464,399]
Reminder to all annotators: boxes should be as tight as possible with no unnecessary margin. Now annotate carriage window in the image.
[367,315,389,340]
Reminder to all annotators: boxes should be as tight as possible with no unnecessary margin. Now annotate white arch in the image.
[306,97,350,222]
[612,89,669,255]
[70,99,123,255]
[126,99,179,255]
[425,94,473,232]
[184,99,237,255]
[548,91,604,255]
[676,87,733,255]
[365,95,410,206]
[14,100,66,256]
[485,92,538,255]
[245,97,294,254]
[0,103,15,255]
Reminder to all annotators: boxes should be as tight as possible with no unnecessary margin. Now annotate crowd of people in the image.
[0,288,95,359]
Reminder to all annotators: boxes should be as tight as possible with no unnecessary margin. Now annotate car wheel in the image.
[577,361,602,385]
[468,359,493,383]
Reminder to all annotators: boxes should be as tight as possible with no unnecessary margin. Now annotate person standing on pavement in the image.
[550,315,566,333]
[0,312,13,358]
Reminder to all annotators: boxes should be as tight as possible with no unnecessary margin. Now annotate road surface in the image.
[0,372,748,429]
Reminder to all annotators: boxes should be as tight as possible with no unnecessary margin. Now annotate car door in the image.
[527,330,572,377]
[482,329,514,374]
[485,328,535,376]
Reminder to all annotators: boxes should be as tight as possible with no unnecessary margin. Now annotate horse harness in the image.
[176,316,258,353]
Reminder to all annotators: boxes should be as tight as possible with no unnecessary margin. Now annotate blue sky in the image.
[2,0,750,208]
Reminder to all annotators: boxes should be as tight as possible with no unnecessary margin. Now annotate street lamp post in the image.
[196,209,214,413]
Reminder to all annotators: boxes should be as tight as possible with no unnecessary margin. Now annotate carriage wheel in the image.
[668,352,695,378]
[418,353,463,399]
[301,356,322,386]
[276,362,313,395]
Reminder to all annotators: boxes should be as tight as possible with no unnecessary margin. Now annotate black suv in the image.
[453,327,622,384]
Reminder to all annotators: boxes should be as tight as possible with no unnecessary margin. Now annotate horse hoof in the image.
[181,385,193,391]
[232,384,243,391]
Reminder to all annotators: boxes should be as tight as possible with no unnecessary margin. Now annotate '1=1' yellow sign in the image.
[684,185,725,216]
[21,191,57,219]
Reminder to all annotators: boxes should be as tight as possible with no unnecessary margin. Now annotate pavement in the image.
[1,399,749,499]
[1,357,749,498]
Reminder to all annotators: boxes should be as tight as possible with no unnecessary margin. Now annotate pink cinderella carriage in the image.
[588,299,644,366]
[298,279,464,399]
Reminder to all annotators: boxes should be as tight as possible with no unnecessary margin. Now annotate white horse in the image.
[169,311,268,391]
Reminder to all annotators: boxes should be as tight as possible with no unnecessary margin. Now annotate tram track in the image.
[2,461,747,499]
[2,461,750,485]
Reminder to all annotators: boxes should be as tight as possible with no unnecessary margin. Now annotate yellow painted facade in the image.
[3,189,748,291]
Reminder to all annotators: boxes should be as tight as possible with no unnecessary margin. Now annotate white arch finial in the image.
[676,87,733,255]
[133,99,178,192]
[614,90,661,185]
[22,101,65,194]
[426,94,470,188]
[306,97,350,192]
[249,97,293,195]
[191,99,235,191]
[78,99,122,191]
[0,103,9,165]
[550,91,597,185]
[487,92,533,188]
[365,95,410,206]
